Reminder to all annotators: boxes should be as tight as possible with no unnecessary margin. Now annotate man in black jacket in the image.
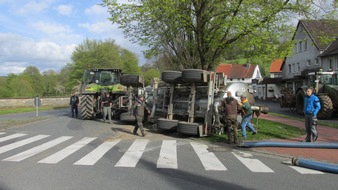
[70,92,79,118]
[131,94,150,136]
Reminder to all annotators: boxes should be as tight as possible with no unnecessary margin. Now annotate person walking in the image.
[304,87,321,142]
[223,91,240,144]
[101,93,113,123]
[239,93,257,139]
[131,94,150,137]
[70,92,79,118]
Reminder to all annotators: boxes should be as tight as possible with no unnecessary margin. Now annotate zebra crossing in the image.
[0,132,325,174]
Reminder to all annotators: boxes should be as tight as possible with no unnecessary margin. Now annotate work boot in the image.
[141,130,146,137]
[133,129,138,135]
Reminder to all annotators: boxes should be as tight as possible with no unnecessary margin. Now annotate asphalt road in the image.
[0,109,337,190]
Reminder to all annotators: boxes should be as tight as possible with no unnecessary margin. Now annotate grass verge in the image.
[0,106,68,115]
[207,118,306,142]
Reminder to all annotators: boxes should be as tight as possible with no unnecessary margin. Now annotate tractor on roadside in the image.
[293,70,338,119]
[79,68,144,121]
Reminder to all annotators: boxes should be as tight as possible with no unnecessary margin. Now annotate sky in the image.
[0,0,147,76]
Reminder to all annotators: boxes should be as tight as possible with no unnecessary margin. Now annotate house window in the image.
[304,40,308,51]
[288,64,291,74]
[294,43,297,53]
[297,63,300,73]
[298,42,302,52]
[307,60,311,66]
[336,57,338,69]
[315,58,319,65]
[329,59,333,70]
[292,63,295,73]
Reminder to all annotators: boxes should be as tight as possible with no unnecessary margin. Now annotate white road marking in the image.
[0,135,49,154]
[3,136,73,162]
[190,142,227,171]
[0,132,5,135]
[157,140,177,169]
[38,137,96,164]
[289,166,324,174]
[74,140,121,166]
[0,133,26,143]
[232,152,274,173]
[115,139,148,167]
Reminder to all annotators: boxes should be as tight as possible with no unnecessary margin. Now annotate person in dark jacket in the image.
[131,94,150,137]
[239,93,257,139]
[70,92,79,118]
[304,87,321,142]
[101,93,113,123]
[223,91,240,144]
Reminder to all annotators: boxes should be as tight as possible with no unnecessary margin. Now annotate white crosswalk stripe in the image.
[0,133,26,143]
[190,142,227,171]
[157,140,177,169]
[38,137,96,164]
[74,140,121,166]
[0,133,329,174]
[0,132,5,135]
[115,139,148,167]
[232,152,274,173]
[3,136,73,162]
[0,135,49,154]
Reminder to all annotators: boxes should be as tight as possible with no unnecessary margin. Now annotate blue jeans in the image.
[240,114,256,138]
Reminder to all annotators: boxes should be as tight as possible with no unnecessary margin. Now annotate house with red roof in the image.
[269,59,283,78]
[216,63,262,84]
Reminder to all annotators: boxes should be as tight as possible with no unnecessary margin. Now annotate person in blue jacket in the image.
[304,87,321,142]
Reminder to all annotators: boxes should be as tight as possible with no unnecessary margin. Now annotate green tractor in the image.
[79,68,144,120]
[295,70,338,119]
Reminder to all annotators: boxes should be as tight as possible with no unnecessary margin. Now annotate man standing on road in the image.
[70,92,79,118]
[131,94,150,137]
[101,93,113,123]
[239,94,257,139]
[304,87,321,142]
[223,91,240,144]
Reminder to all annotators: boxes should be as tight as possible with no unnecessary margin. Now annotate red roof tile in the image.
[269,59,283,73]
[216,64,257,79]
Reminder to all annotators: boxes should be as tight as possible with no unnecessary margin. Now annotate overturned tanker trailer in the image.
[148,69,269,137]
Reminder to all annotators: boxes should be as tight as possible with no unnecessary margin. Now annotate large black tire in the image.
[181,69,206,82]
[156,118,178,131]
[80,95,95,119]
[120,75,144,87]
[119,112,136,122]
[177,122,199,136]
[296,90,305,115]
[161,71,182,83]
[317,95,333,119]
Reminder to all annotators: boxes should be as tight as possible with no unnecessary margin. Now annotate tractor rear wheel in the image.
[156,118,178,132]
[296,90,305,115]
[181,69,206,83]
[317,95,333,119]
[161,71,182,83]
[80,95,95,119]
[177,122,199,136]
[120,75,144,87]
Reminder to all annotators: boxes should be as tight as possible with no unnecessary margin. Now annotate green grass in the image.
[207,118,306,142]
[0,106,68,115]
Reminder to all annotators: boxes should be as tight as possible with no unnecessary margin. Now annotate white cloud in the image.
[78,21,117,34]
[56,4,73,16]
[0,33,76,76]
[15,1,50,16]
[32,21,72,35]
[85,4,107,16]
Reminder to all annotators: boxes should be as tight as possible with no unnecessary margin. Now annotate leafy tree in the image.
[0,77,12,97]
[42,70,58,96]
[22,66,44,96]
[143,68,160,86]
[69,38,140,87]
[9,74,35,98]
[102,0,336,71]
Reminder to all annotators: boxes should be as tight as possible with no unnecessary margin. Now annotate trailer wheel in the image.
[177,122,199,136]
[119,112,136,123]
[120,75,144,87]
[296,90,305,115]
[317,95,333,119]
[161,71,182,83]
[156,118,178,132]
[80,95,95,120]
[181,69,205,82]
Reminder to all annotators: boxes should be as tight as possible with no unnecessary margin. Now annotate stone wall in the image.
[0,97,69,108]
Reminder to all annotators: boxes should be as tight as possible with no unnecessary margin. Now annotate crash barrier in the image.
[292,157,338,174]
[241,141,338,149]
[0,97,69,108]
